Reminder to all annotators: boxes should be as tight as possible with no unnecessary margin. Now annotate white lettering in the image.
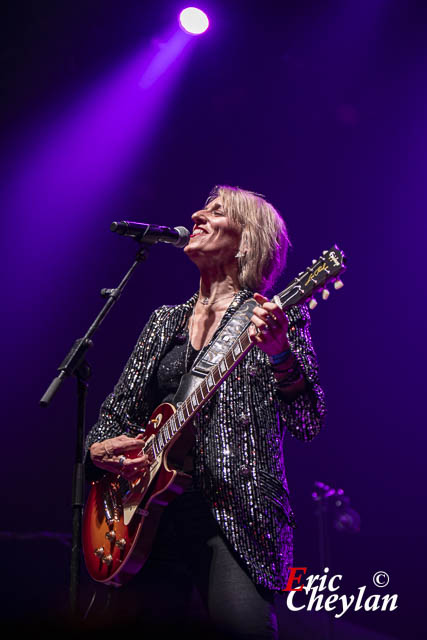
[285,571,398,620]
[335,594,355,619]
[286,591,305,612]
[304,573,320,592]
[381,594,398,612]
[318,567,330,591]
[364,595,381,612]
[306,587,324,612]
[324,595,339,611]
[328,574,342,592]
[355,586,366,611]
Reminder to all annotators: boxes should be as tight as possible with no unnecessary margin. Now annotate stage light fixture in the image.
[179,7,209,35]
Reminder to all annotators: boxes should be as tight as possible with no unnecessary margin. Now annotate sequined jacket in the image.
[85,289,326,591]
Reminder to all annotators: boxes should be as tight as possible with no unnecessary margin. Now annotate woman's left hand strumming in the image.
[249,292,290,357]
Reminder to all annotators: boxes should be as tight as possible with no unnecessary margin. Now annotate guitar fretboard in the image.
[145,326,254,460]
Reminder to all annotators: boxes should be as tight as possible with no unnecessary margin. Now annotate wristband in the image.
[275,370,303,390]
[269,348,292,365]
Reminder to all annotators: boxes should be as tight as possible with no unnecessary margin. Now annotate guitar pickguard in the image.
[122,433,162,526]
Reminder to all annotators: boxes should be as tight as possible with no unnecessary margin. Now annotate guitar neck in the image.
[147,325,255,460]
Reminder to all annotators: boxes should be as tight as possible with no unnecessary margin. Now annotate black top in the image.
[154,329,200,482]
[155,329,200,405]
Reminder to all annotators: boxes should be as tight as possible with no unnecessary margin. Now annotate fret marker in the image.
[233,344,241,357]
[219,360,226,374]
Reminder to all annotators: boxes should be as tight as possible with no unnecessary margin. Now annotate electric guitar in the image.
[82,245,346,585]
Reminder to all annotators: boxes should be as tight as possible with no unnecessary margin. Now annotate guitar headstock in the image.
[276,245,347,311]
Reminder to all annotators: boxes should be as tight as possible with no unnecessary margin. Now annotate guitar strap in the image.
[172,297,257,406]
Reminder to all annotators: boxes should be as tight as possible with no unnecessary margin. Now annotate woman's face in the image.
[184,196,242,267]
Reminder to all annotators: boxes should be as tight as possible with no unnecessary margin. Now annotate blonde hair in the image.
[206,185,291,293]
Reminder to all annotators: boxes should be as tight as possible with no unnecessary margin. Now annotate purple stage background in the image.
[1,1,425,638]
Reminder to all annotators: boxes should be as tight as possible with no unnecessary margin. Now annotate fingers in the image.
[250,311,278,334]
[249,293,290,355]
[103,434,147,457]
[90,434,149,476]
[250,293,287,335]
[122,454,149,468]
[253,293,284,318]
[120,455,150,481]
[95,452,150,480]
[118,435,147,452]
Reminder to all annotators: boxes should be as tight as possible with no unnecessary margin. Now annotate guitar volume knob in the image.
[106,530,116,541]
[94,547,105,558]
[102,554,113,565]
[116,538,127,550]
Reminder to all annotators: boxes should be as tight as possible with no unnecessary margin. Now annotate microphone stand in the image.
[40,243,150,618]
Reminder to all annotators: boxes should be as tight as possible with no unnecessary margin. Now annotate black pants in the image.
[107,489,279,639]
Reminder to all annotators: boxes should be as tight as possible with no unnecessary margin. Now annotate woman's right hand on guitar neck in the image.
[90,434,150,481]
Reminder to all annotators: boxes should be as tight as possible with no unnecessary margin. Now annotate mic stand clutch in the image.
[39,243,150,618]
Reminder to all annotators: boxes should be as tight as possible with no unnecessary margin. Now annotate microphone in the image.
[110,221,190,248]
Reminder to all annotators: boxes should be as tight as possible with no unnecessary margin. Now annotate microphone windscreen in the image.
[174,226,190,248]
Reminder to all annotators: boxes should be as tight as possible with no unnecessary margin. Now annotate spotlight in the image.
[179,7,209,35]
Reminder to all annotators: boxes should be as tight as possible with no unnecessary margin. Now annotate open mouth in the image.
[190,228,208,238]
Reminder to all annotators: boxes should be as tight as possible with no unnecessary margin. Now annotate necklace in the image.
[199,292,238,306]
[185,292,238,371]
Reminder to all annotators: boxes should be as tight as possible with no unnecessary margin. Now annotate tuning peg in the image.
[312,259,317,264]
[308,297,318,310]
[333,279,344,290]
[321,288,330,300]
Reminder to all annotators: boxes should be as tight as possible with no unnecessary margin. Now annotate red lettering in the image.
[284,567,308,591]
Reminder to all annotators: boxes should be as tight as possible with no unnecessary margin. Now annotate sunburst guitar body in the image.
[82,402,194,586]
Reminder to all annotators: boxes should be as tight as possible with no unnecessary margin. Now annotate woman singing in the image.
[85,185,326,638]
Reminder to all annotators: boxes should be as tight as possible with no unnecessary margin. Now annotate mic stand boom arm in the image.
[39,243,150,618]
